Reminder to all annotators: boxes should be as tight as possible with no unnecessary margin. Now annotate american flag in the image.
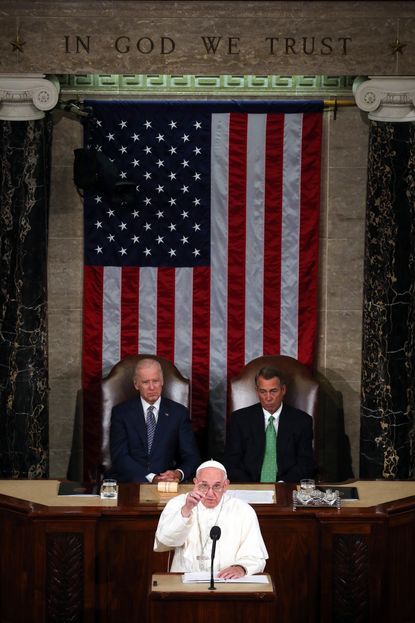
[82,100,323,475]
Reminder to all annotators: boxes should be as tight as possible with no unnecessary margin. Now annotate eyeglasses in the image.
[196,483,224,494]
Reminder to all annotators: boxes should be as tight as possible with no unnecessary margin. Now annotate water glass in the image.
[300,479,315,492]
[101,478,118,499]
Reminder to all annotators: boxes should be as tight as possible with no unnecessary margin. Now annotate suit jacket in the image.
[224,402,315,483]
[110,395,200,483]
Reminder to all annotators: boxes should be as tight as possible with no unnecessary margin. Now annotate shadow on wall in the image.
[316,371,354,483]
[67,390,83,481]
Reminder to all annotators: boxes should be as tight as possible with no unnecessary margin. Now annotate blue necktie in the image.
[147,405,156,452]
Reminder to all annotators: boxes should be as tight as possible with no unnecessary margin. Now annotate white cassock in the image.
[154,492,268,575]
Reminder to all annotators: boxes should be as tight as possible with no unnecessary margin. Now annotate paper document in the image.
[182,572,269,584]
[226,489,275,504]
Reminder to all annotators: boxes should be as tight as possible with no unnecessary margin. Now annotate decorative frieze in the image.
[57,73,355,96]
[353,76,415,122]
[0,74,60,121]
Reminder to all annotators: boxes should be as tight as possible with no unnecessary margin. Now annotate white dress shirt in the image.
[261,401,283,434]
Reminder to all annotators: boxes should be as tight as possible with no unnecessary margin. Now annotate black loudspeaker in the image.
[73,149,119,194]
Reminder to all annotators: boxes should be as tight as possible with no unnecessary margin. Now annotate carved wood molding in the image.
[46,532,84,623]
[333,534,369,623]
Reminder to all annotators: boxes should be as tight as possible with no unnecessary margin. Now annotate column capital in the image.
[0,74,60,121]
[353,76,415,122]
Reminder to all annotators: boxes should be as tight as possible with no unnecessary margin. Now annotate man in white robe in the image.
[154,460,268,579]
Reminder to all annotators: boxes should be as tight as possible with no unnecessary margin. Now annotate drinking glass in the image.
[300,479,315,492]
[101,478,118,499]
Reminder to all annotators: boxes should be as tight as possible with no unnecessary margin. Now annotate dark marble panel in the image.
[0,116,52,478]
[360,121,415,479]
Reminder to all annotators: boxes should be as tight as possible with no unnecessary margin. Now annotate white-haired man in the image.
[154,460,268,579]
[110,358,200,483]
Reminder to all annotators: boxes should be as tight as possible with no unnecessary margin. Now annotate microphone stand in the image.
[209,526,221,590]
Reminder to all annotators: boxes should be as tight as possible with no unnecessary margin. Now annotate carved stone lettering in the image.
[64,35,91,54]
[114,36,175,54]
[265,36,351,56]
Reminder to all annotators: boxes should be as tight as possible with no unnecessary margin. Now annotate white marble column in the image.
[353,76,415,122]
[0,73,60,121]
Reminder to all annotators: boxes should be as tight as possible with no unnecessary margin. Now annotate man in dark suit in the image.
[110,358,200,483]
[225,366,315,483]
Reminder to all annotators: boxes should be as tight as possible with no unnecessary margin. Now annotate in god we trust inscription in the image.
[62,34,352,58]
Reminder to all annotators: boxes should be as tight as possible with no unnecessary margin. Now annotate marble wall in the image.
[317,107,368,477]
[48,113,84,476]
[47,104,369,479]
[2,1,415,75]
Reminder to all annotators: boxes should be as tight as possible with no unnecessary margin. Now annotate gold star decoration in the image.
[389,39,406,55]
[10,33,26,53]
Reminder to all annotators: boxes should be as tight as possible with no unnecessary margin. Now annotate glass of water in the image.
[101,478,118,499]
[300,479,315,492]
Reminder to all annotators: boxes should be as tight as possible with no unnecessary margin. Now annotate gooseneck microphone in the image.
[209,526,222,590]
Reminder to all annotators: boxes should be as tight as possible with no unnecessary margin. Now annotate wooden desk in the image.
[149,573,276,623]
[0,480,414,623]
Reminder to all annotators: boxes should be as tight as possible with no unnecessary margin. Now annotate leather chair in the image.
[228,355,320,479]
[229,355,318,421]
[100,354,190,474]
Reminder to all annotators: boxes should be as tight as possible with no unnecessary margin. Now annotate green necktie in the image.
[260,415,277,482]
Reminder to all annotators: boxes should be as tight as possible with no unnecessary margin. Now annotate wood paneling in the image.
[0,484,414,623]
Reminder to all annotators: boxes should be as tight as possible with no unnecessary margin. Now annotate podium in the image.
[1,480,415,623]
[148,573,277,623]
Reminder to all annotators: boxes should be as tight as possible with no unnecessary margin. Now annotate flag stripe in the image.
[82,265,104,478]
[83,265,104,386]
[156,268,175,360]
[174,266,193,377]
[120,267,139,358]
[297,112,323,365]
[191,266,211,433]
[263,114,284,355]
[102,266,121,374]
[245,114,266,363]
[227,113,248,380]
[280,114,303,357]
[138,268,157,354]
[209,113,230,447]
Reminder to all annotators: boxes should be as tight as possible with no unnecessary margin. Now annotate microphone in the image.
[208,526,221,591]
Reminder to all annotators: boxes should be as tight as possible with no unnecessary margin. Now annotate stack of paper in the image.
[182,572,269,584]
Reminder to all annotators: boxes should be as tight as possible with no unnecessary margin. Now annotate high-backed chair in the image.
[100,354,190,474]
[229,355,318,421]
